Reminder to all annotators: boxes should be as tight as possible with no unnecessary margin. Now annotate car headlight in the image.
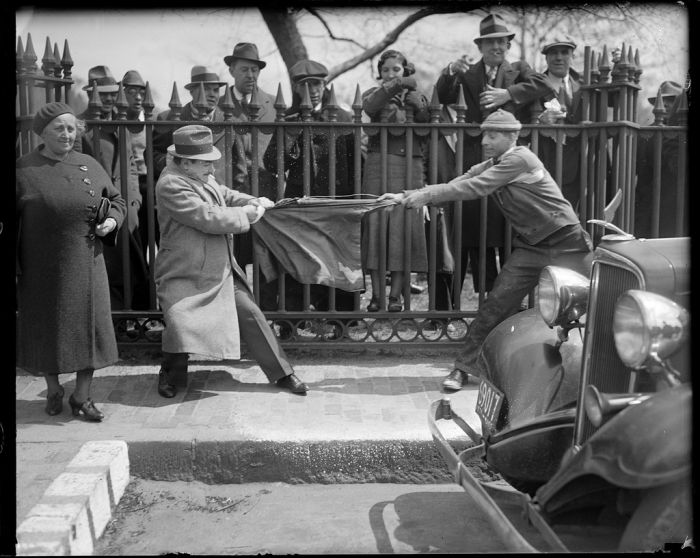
[613,290,689,369]
[537,266,590,327]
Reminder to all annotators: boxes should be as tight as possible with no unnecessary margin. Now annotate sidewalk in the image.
[16,352,481,527]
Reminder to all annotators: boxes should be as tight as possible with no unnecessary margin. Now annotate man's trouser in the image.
[454,224,593,374]
[162,277,295,386]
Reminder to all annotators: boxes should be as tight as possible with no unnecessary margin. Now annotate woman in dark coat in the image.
[361,50,429,312]
[16,102,126,421]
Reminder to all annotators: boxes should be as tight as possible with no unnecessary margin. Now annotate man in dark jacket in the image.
[434,13,551,304]
[381,110,593,391]
[76,65,149,310]
[260,59,357,318]
[534,38,585,210]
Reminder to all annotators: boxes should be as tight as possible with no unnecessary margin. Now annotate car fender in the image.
[536,384,692,510]
[478,308,583,427]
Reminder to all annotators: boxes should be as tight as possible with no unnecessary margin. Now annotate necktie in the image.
[487,66,497,86]
[559,79,572,111]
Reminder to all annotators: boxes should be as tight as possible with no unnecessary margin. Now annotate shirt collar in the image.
[232,87,251,104]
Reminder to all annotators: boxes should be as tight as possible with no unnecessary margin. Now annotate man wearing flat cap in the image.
[154,124,308,396]
[534,38,585,209]
[260,59,357,319]
[380,110,593,391]
[75,65,149,311]
[153,65,246,187]
[434,14,552,304]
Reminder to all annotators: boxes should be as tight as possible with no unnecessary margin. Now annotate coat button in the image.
[88,233,96,240]
[89,190,95,196]
[83,178,92,185]
[79,165,88,172]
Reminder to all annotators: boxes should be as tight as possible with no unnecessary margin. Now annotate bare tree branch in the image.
[326,5,461,82]
[306,7,366,50]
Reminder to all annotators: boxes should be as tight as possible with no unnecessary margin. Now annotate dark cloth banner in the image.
[252,197,393,291]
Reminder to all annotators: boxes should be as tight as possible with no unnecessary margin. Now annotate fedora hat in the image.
[541,37,577,54]
[223,42,267,69]
[474,14,515,44]
[167,125,222,161]
[82,65,120,93]
[289,59,328,83]
[648,80,682,105]
[480,109,522,132]
[184,65,227,90]
[120,69,147,89]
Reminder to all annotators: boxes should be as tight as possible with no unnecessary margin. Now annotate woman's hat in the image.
[167,125,222,161]
[474,14,515,44]
[289,60,328,83]
[32,102,75,135]
[120,70,147,89]
[223,42,267,69]
[648,80,683,105]
[480,109,522,131]
[184,65,227,91]
[82,65,120,93]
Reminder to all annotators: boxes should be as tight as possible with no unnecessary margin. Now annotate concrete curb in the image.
[16,441,129,556]
[128,439,472,484]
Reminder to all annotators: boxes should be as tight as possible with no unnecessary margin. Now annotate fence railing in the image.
[16,34,689,349]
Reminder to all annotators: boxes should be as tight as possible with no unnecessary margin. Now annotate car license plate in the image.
[476,378,504,429]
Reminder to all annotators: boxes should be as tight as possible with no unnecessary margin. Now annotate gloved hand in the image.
[251,196,275,209]
[95,217,117,237]
[403,90,426,110]
[397,76,417,91]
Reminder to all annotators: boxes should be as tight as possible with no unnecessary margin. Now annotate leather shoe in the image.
[442,369,467,391]
[157,369,177,398]
[45,386,65,416]
[68,395,104,422]
[276,373,308,394]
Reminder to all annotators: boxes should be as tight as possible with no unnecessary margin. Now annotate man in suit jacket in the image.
[534,38,585,210]
[220,42,278,268]
[76,65,149,310]
[434,14,551,303]
[153,65,246,189]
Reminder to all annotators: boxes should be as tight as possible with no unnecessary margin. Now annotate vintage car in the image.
[428,229,691,552]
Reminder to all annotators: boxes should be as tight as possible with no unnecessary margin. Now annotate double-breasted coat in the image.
[16,147,126,374]
[154,161,256,359]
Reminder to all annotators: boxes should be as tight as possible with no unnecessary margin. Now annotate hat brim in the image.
[184,81,227,90]
[474,32,515,44]
[167,144,222,161]
[83,84,120,93]
[223,55,267,69]
[648,94,678,105]
[480,124,522,132]
[294,76,328,84]
[542,42,577,54]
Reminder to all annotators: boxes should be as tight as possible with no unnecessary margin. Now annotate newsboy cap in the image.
[541,37,577,54]
[82,65,120,93]
[167,125,222,161]
[289,60,329,83]
[647,80,683,105]
[223,42,267,69]
[184,65,227,90]
[474,14,515,44]
[32,102,75,135]
[120,70,147,88]
[480,109,522,132]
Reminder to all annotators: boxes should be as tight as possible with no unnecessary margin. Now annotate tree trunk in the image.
[260,8,308,85]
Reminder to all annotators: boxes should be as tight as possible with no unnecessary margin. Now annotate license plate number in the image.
[476,378,505,429]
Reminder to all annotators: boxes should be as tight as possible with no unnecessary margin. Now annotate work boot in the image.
[442,369,467,391]
[157,369,177,398]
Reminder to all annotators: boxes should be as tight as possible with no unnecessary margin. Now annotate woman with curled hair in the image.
[361,49,429,312]
[16,102,126,421]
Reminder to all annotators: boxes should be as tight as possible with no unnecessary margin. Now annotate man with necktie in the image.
[434,13,550,302]
[535,37,585,210]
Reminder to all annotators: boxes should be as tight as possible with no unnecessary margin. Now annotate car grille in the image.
[574,260,642,445]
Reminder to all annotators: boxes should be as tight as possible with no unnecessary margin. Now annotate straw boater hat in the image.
[82,65,120,93]
[184,65,227,91]
[473,14,516,44]
[120,70,147,89]
[480,109,522,131]
[648,80,683,105]
[167,125,222,161]
[223,42,267,69]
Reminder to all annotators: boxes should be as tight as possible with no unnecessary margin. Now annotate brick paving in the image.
[16,353,481,526]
